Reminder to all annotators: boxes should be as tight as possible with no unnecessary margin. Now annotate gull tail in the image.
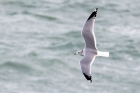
[97,51,109,57]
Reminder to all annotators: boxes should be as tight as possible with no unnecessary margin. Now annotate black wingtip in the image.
[95,8,98,11]
[83,73,92,83]
[87,8,98,21]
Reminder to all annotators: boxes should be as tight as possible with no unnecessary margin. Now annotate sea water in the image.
[0,0,139,93]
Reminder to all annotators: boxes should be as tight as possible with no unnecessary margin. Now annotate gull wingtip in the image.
[83,73,92,82]
[87,8,98,20]
[95,8,98,11]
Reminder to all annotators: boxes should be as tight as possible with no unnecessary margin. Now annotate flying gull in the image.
[74,8,109,83]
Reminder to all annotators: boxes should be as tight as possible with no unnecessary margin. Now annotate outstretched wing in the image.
[82,8,98,50]
[80,53,96,82]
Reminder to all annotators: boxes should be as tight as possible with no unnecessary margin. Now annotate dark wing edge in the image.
[87,8,98,21]
[83,73,92,83]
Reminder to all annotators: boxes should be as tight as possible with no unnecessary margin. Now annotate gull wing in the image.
[80,53,96,82]
[82,8,98,50]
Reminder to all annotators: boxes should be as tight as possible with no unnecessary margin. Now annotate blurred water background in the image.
[0,0,140,93]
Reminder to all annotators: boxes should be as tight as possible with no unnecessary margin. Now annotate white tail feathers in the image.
[97,51,109,57]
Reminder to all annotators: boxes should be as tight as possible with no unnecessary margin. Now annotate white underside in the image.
[97,51,109,57]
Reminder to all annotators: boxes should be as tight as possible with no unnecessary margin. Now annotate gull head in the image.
[74,50,84,56]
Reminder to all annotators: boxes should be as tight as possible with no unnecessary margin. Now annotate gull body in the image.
[74,8,109,83]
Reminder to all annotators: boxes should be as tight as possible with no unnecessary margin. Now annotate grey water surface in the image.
[0,0,140,93]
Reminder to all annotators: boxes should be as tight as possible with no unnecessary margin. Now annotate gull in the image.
[74,8,109,83]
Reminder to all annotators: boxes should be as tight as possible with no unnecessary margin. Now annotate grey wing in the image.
[82,8,98,49]
[80,54,95,82]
